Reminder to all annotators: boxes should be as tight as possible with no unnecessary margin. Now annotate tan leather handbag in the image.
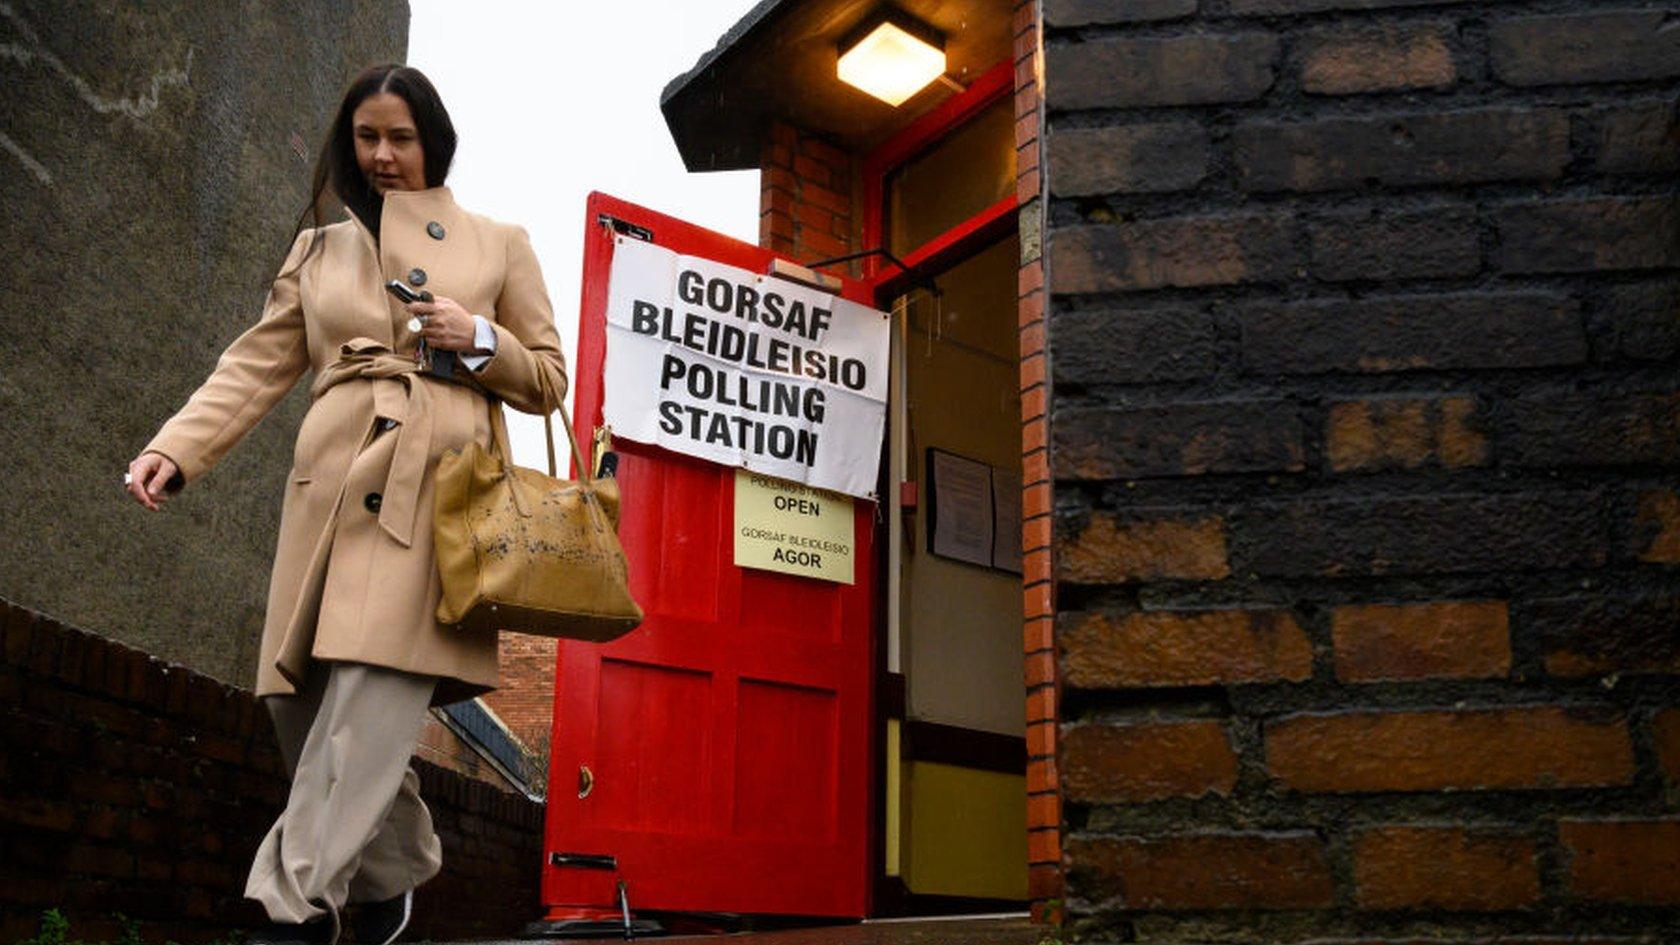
[432,367,643,641]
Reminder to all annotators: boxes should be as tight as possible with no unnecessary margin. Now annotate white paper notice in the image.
[929,449,993,568]
[601,237,890,500]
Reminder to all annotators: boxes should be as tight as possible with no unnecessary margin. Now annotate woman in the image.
[125,64,566,945]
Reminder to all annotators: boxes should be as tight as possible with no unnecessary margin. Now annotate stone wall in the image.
[0,0,407,689]
[1043,0,1680,940]
[0,596,544,944]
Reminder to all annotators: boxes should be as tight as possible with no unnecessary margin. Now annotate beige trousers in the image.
[245,658,444,933]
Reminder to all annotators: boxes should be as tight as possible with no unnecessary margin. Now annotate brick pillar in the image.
[1014,0,1058,925]
[761,123,856,270]
[1043,0,1680,941]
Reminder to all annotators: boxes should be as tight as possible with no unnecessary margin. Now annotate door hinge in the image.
[597,213,653,242]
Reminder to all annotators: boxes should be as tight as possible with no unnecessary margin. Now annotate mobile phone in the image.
[384,279,433,305]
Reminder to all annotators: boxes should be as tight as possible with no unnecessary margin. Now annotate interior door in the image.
[541,192,877,918]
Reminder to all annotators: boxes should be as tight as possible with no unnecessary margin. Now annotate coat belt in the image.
[312,337,475,549]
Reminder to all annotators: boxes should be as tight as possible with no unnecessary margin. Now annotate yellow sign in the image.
[733,469,855,584]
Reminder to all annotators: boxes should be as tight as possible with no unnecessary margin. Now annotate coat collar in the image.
[345,185,461,249]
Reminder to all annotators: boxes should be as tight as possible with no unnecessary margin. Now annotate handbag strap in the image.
[484,364,589,483]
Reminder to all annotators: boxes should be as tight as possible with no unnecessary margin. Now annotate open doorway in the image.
[866,62,1027,915]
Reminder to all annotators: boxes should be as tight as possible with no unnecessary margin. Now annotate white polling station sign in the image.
[601,237,890,500]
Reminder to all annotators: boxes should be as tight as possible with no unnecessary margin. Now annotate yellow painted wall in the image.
[903,761,1028,899]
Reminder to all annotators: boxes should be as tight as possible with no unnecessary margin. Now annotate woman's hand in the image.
[126,452,180,511]
[406,296,483,352]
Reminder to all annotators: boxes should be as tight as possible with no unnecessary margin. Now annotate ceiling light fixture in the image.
[836,8,947,107]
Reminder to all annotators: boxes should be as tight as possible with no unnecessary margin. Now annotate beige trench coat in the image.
[143,186,567,706]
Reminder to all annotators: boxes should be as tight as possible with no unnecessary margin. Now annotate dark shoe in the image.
[351,889,412,945]
[245,919,332,945]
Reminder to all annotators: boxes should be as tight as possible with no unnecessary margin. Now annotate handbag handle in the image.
[484,362,590,483]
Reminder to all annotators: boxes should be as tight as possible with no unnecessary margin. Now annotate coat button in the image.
[364,492,383,513]
[407,267,427,287]
[427,221,446,240]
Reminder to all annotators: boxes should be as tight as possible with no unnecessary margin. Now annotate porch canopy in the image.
[660,0,1012,172]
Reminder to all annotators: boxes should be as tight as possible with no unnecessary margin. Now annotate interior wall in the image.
[902,236,1027,736]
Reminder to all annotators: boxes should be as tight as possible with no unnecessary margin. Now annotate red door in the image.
[542,192,877,919]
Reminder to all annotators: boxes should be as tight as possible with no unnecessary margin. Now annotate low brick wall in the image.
[0,597,543,944]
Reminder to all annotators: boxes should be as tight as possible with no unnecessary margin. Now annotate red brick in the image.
[791,201,832,233]
[1028,826,1060,864]
[1332,600,1510,683]
[1021,385,1045,421]
[1024,616,1053,652]
[1327,396,1488,472]
[1027,720,1054,758]
[1020,320,1044,358]
[1301,24,1456,95]
[759,208,793,242]
[1026,791,1060,831]
[764,143,792,170]
[1024,581,1051,619]
[1635,490,1680,564]
[1016,167,1040,202]
[1353,825,1539,910]
[1024,448,1048,484]
[1023,515,1051,550]
[1057,513,1228,584]
[1062,720,1239,803]
[1062,608,1310,688]
[1560,819,1680,904]
[1020,352,1045,389]
[797,227,848,260]
[1266,706,1634,793]
[797,134,849,169]
[1027,757,1059,794]
[1014,111,1039,151]
[1022,415,1046,454]
[799,182,850,217]
[1026,685,1057,723]
[1654,709,1680,786]
[1017,290,1043,328]
[1024,651,1055,689]
[791,154,831,188]
[1018,262,1042,296]
[1022,481,1049,519]
[1069,832,1333,909]
[1028,863,1062,903]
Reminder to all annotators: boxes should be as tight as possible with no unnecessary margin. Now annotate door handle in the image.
[578,764,594,799]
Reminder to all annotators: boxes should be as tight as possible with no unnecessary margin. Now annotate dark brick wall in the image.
[0,598,543,944]
[1043,0,1680,940]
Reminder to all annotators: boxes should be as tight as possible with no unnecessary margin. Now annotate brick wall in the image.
[0,598,543,944]
[1014,0,1059,924]
[761,123,858,269]
[479,633,556,762]
[1043,0,1680,941]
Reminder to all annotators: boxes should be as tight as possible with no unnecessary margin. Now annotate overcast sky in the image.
[408,0,761,467]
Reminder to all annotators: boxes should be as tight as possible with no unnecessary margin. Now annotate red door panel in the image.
[542,193,876,919]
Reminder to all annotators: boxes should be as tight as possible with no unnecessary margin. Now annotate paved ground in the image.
[435,914,1045,945]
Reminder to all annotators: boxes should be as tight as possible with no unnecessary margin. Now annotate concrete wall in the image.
[0,0,408,688]
[1044,0,1680,940]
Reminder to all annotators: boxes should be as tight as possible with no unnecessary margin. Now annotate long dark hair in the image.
[286,64,457,270]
